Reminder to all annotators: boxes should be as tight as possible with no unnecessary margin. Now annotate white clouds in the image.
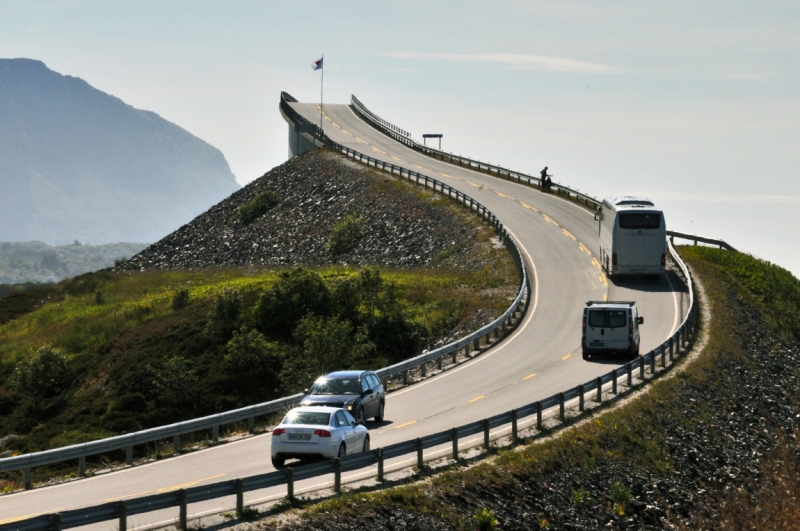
[386,52,625,74]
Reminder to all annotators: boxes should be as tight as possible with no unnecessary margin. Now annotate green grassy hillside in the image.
[0,260,515,456]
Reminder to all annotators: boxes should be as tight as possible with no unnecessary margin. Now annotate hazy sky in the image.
[2,1,799,275]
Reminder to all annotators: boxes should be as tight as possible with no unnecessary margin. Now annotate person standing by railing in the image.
[540,167,552,192]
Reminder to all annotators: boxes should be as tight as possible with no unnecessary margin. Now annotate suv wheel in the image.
[374,401,385,422]
[357,407,366,424]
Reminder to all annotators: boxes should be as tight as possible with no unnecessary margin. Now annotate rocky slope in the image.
[119,150,495,272]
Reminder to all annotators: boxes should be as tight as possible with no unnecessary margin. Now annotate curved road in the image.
[0,100,685,529]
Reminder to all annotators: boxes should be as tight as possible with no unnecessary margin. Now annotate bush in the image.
[232,190,280,224]
[327,214,364,254]
[205,287,242,341]
[11,345,71,413]
[224,329,283,400]
[171,288,191,310]
[254,267,332,341]
[473,507,498,531]
[148,355,198,408]
[293,315,353,375]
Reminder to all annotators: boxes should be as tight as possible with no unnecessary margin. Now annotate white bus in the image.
[596,196,666,277]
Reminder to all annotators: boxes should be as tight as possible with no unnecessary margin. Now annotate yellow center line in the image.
[438,172,459,180]
[495,191,514,200]
[591,257,602,269]
[390,155,404,162]
[468,395,486,403]
[372,146,386,154]
[412,164,430,171]
[520,201,539,212]
[324,116,331,122]
[107,474,226,501]
[603,293,608,301]
[542,214,559,226]
[332,122,341,128]
[465,180,481,188]
[0,510,66,525]
[562,353,572,361]
[578,243,591,255]
[601,274,608,287]
[394,420,417,430]
[523,372,537,380]
[562,229,576,240]
[342,130,353,136]
[355,137,368,144]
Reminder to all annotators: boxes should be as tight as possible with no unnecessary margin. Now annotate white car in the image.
[271,406,370,467]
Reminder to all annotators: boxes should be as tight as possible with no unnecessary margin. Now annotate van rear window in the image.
[619,212,661,229]
[587,310,628,328]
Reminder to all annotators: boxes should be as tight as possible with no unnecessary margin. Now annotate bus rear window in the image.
[619,212,661,229]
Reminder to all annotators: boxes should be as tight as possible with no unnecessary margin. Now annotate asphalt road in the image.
[0,101,686,529]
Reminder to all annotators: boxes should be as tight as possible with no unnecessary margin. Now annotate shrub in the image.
[11,345,70,413]
[610,481,632,515]
[232,190,280,224]
[473,507,498,531]
[254,267,332,341]
[205,287,242,341]
[171,288,191,310]
[293,315,353,375]
[327,214,364,254]
[148,355,198,408]
[94,288,105,305]
[224,329,283,399]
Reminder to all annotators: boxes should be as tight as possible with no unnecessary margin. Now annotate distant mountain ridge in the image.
[0,58,240,244]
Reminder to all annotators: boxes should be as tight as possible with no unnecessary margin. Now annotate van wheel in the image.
[271,456,285,467]
[582,350,589,360]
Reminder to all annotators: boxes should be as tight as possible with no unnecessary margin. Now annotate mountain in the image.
[0,58,240,244]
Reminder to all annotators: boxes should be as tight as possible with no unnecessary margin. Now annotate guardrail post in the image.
[179,489,187,530]
[511,409,518,442]
[660,346,666,368]
[79,455,86,477]
[612,369,618,395]
[416,438,424,470]
[669,337,674,361]
[334,457,342,493]
[639,356,645,380]
[473,337,480,353]
[596,377,603,404]
[437,356,442,371]
[236,478,243,516]
[650,352,656,375]
[451,428,459,460]
[403,370,408,385]
[248,416,255,434]
[173,434,180,454]
[126,445,133,466]
[213,425,219,444]
[286,467,294,499]
[559,393,565,421]
[420,362,427,378]
[627,363,633,388]
[451,349,457,364]
[483,419,490,450]
[578,385,584,412]
[53,513,62,531]
[536,402,542,430]
[377,448,384,482]
[24,467,31,490]
[119,500,127,531]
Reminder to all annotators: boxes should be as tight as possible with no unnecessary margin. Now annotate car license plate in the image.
[288,433,311,441]
[590,340,604,347]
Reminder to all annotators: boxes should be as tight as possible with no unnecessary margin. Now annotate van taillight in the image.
[661,253,666,266]
[272,428,286,436]
[314,429,331,437]
[612,252,617,266]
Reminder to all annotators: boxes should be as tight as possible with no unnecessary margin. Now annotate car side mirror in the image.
[303,388,309,395]
[637,317,644,325]
[362,388,373,396]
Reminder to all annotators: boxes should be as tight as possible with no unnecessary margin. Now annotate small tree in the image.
[206,287,242,341]
[149,355,198,408]
[171,287,191,310]
[254,267,332,341]
[11,345,70,413]
[293,315,353,375]
[224,329,282,399]
[327,214,364,254]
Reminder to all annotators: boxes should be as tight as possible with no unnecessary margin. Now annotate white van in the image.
[582,301,643,360]
[595,197,666,277]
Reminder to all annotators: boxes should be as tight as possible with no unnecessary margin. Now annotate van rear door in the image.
[586,309,628,351]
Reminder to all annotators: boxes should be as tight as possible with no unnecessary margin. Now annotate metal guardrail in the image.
[0,92,529,491]
[667,230,737,252]
[0,92,737,531]
[349,95,601,210]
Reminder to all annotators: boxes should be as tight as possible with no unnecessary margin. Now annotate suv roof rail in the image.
[585,301,636,307]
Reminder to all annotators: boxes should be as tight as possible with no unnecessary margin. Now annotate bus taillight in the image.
[612,252,617,266]
[661,253,666,266]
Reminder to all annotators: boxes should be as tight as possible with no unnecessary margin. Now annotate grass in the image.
[257,247,800,529]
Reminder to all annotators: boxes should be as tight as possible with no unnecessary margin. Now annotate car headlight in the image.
[345,401,354,411]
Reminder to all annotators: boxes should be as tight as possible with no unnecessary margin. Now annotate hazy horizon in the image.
[2,1,798,275]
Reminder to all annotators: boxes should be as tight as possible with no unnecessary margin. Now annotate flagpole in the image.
[319,54,324,135]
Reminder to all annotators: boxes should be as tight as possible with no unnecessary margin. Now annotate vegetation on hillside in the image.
[0,241,147,284]
[0,262,515,457]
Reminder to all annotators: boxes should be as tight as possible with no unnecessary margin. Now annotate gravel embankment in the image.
[118,150,492,272]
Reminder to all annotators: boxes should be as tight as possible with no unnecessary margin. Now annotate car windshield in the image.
[309,377,361,396]
[282,411,331,426]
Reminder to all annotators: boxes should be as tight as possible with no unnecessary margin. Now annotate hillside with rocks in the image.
[0,58,239,245]
[119,149,494,272]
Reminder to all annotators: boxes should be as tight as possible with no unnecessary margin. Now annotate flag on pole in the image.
[311,57,323,70]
